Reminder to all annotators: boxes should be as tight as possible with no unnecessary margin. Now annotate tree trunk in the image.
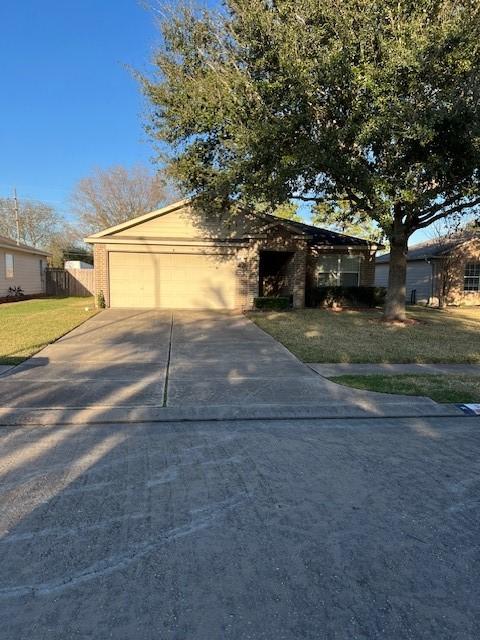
[384,215,409,321]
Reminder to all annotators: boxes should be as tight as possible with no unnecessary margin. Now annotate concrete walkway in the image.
[310,363,480,377]
[0,310,462,424]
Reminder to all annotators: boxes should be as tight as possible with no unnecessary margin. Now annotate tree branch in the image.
[416,196,480,229]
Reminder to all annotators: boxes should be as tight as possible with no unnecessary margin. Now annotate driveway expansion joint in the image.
[162,313,174,407]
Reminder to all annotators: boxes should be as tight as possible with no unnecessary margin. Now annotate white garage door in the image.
[109,252,238,309]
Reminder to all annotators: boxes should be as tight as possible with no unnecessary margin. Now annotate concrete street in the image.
[1,416,479,639]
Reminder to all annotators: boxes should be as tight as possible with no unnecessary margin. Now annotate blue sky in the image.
[1,0,431,242]
[0,0,161,218]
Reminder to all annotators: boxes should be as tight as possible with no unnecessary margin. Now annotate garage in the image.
[108,251,238,309]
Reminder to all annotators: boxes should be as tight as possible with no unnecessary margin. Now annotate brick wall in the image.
[442,239,480,306]
[93,244,109,307]
[359,248,377,286]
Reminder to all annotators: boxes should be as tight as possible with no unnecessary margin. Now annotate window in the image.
[316,254,361,287]
[5,254,14,279]
[464,262,480,292]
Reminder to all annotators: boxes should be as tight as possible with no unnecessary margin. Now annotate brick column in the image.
[292,246,307,308]
[360,248,376,286]
[93,244,109,307]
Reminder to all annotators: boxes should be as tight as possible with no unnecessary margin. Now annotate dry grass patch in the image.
[249,306,480,363]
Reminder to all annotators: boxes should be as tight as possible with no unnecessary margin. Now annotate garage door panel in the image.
[109,252,237,309]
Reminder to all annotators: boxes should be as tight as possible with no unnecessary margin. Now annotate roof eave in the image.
[0,242,50,257]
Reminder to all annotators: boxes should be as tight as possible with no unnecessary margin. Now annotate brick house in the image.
[376,234,480,306]
[85,199,379,310]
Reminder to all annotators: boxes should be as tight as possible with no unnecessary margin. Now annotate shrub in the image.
[306,286,386,308]
[254,296,291,311]
[96,290,106,309]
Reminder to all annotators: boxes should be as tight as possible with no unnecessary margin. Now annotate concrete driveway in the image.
[0,310,460,422]
[1,416,479,639]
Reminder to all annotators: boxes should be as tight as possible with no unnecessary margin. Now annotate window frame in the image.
[5,253,14,279]
[315,254,361,287]
[463,262,480,292]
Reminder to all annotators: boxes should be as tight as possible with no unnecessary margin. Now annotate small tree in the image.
[72,165,170,233]
[143,0,480,321]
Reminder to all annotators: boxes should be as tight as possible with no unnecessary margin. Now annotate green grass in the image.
[249,306,480,363]
[330,374,480,403]
[0,297,97,365]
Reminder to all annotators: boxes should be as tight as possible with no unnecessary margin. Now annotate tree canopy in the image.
[72,165,169,233]
[0,198,63,250]
[144,0,480,319]
[312,201,387,245]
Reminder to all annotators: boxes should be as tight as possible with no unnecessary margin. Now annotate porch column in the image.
[292,246,307,308]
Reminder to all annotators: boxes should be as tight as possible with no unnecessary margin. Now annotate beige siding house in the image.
[85,199,379,310]
[0,235,49,297]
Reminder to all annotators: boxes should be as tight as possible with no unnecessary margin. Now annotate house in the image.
[0,235,50,298]
[375,233,480,306]
[84,199,380,310]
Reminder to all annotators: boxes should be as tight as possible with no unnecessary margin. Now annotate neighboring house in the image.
[64,260,93,270]
[84,199,380,310]
[0,235,50,297]
[375,234,480,306]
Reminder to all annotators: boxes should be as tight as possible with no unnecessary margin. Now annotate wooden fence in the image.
[46,268,95,297]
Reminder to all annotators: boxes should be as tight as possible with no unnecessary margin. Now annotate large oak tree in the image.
[143,0,480,320]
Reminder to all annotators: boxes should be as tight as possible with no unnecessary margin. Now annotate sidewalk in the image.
[309,363,480,377]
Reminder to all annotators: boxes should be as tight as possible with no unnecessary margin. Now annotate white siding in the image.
[0,249,46,296]
[375,260,434,303]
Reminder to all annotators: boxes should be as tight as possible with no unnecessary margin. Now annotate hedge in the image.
[253,296,291,311]
[306,286,386,308]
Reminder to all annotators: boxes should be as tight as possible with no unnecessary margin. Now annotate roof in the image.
[0,234,50,256]
[376,232,479,264]
[85,198,379,248]
[260,213,376,247]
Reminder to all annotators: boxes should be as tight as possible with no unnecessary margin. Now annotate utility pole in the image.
[13,188,20,245]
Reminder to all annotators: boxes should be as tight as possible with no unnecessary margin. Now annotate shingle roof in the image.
[263,214,374,247]
[0,234,50,256]
[376,232,479,264]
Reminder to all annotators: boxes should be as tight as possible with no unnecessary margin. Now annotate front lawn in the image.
[330,374,480,404]
[0,297,97,365]
[249,306,480,363]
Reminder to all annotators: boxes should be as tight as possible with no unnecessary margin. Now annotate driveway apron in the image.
[0,309,459,418]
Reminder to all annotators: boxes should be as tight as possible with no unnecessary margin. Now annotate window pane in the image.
[464,262,480,277]
[317,272,338,286]
[340,272,359,286]
[339,255,360,272]
[316,255,339,272]
[5,254,13,278]
[464,276,480,292]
